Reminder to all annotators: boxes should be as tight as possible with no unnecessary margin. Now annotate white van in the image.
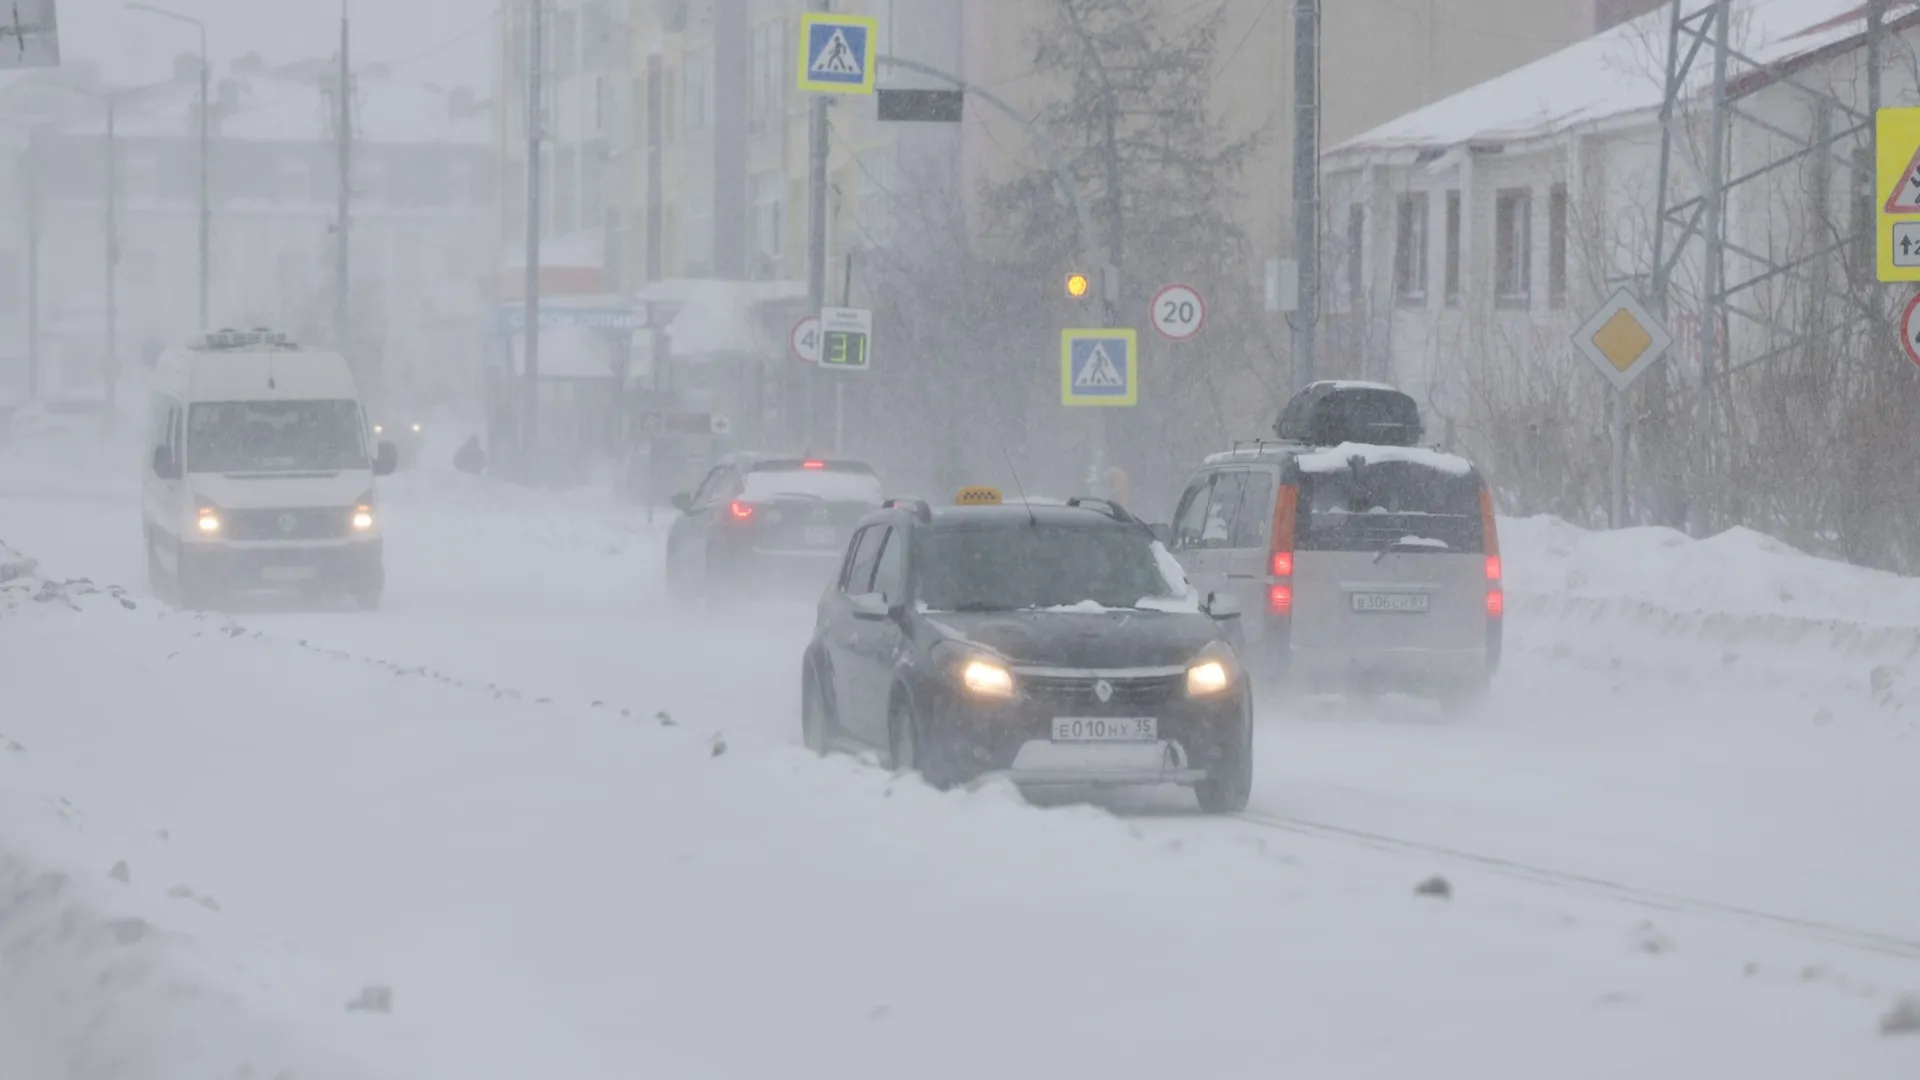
[142,329,396,609]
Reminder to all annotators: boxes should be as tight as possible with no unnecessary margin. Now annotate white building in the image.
[8,56,493,412]
[1319,0,1910,517]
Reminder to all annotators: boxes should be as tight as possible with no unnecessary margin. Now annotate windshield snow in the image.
[186,401,369,474]
[916,525,1179,612]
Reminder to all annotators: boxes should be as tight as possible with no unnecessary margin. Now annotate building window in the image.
[1393,193,1428,306]
[747,20,783,130]
[1444,190,1461,305]
[1548,184,1569,308]
[750,170,784,267]
[1346,204,1365,312]
[552,9,577,79]
[684,50,709,134]
[1495,188,1531,306]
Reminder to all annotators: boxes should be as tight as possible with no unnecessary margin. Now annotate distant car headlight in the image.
[373,424,384,435]
[410,422,422,434]
[1186,645,1238,697]
[961,658,1014,698]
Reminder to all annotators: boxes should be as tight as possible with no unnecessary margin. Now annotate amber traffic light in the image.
[1065,272,1091,298]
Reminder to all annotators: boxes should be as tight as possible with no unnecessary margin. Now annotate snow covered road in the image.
[4,463,1919,1076]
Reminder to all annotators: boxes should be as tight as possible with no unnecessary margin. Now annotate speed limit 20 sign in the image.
[1150,284,1205,341]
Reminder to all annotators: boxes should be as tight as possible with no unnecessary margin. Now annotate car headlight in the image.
[961,658,1014,698]
[1186,645,1238,697]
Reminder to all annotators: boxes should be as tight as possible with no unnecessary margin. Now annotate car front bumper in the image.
[181,539,383,592]
[918,679,1248,789]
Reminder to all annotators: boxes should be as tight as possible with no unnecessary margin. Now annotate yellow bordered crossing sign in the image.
[1060,328,1138,407]
[955,486,1003,506]
[1876,106,1920,282]
[796,12,877,95]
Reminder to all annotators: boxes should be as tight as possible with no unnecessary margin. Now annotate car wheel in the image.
[801,665,834,754]
[1194,702,1254,814]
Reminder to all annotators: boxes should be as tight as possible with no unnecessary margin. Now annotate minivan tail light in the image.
[1268,584,1292,615]
[1269,483,1297,615]
[1486,590,1504,617]
[1271,551,1293,577]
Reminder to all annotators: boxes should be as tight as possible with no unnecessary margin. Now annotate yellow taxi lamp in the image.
[955,486,1003,506]
[1065,272,1090,299]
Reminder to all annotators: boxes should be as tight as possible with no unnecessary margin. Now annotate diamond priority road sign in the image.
[1570,287,1673,394]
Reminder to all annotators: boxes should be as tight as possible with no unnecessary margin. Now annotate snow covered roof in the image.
[1330,0,1920,159]
[1292,443,1476,477]
[53,72,489,145]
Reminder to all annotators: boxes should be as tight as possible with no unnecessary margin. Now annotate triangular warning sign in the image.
[809,28,862,76]
[1887,144,1920,213]
[1075,343,1125,388]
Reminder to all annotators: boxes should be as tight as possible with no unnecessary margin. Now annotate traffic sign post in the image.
[1061,328,1138,407]
[1571,287,1674,530]
[1877,107,1920,282]
[796,12,877,95]
[789,315,822,363]
[1150,284,1205,341]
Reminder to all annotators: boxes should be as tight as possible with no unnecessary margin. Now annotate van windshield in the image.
[187,401,368,474]
[1296,461,1484,553]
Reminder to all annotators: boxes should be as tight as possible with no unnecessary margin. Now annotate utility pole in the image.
[1289,0,1320,389]
[335,7,352,361]
[196,30,209,329]
[24,127,38,401]
[805,0,829,448]
[522,0,545,478]
[105,96,119,430]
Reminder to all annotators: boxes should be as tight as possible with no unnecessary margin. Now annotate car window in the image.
[843,526,885,594]
[690,466,724,506]
[916,525,1182,612]
[1200,472,1248,546]
[871,526,907,605]
[742,467,884,503]
[1171,476,1213,549]
[1295,462,1485,553]
[1228,470,1275,548]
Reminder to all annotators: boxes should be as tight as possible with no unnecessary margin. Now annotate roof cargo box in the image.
[1273,380,1424,447]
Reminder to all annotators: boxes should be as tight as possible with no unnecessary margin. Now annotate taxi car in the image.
[799,486,1254,813]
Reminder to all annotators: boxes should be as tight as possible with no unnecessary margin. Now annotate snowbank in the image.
[2,536,1915,1078]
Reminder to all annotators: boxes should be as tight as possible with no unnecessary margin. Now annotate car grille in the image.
[223,507,351,541]
[1019,672,1186,710]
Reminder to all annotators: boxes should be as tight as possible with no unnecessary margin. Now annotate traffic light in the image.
[1065,272,1091,299]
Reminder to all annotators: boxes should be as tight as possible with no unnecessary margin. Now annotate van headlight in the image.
[350,492,375,532]
[195,504,221,534]
[1186,644,1238,697]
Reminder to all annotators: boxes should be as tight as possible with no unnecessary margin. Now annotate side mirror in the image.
[151,445,180,480]
[1205,591,1242,619]
[1148,523,1172,545]
[850,592,892,621]
[373,441,398,476]
[671,492,693,513]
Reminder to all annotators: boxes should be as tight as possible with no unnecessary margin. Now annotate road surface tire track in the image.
[1234,809,1920,960]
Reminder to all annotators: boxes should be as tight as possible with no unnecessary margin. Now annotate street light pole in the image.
[105,95,119,431]
[125,3,210,330]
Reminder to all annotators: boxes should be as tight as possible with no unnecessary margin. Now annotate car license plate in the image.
[1051,717,1157,742]
[1351,591,1430,613]
[261,565,318,582]
[803,525,836,546]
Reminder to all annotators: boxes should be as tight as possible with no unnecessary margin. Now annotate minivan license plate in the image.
[1052,717,1157,742]
[1351,591,1430,613]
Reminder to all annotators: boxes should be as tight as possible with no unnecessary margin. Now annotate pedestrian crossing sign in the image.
[796,12,877,95]
[1061,328,1138,407]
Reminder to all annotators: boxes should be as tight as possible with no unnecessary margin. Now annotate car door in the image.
[825,524,886,745]
[846,525,911,738]
[671,464,723,570]
[1168,472,1217,594]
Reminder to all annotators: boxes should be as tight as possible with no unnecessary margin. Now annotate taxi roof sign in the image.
[955,486,1003,506]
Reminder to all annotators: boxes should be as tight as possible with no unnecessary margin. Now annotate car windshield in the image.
[915,525,1179,611]
[186,400,369,474]
[743,465,883,503]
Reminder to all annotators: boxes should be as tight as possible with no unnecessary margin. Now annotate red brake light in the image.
[1271,551,1293,577]
[729,500,754,519]
[802,460,825,470]
[1268,584,1292,614]
[1486,554,1502,581]
[1486,590,1504,617]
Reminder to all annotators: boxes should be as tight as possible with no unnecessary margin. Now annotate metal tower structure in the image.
[1645,0,1896,529]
